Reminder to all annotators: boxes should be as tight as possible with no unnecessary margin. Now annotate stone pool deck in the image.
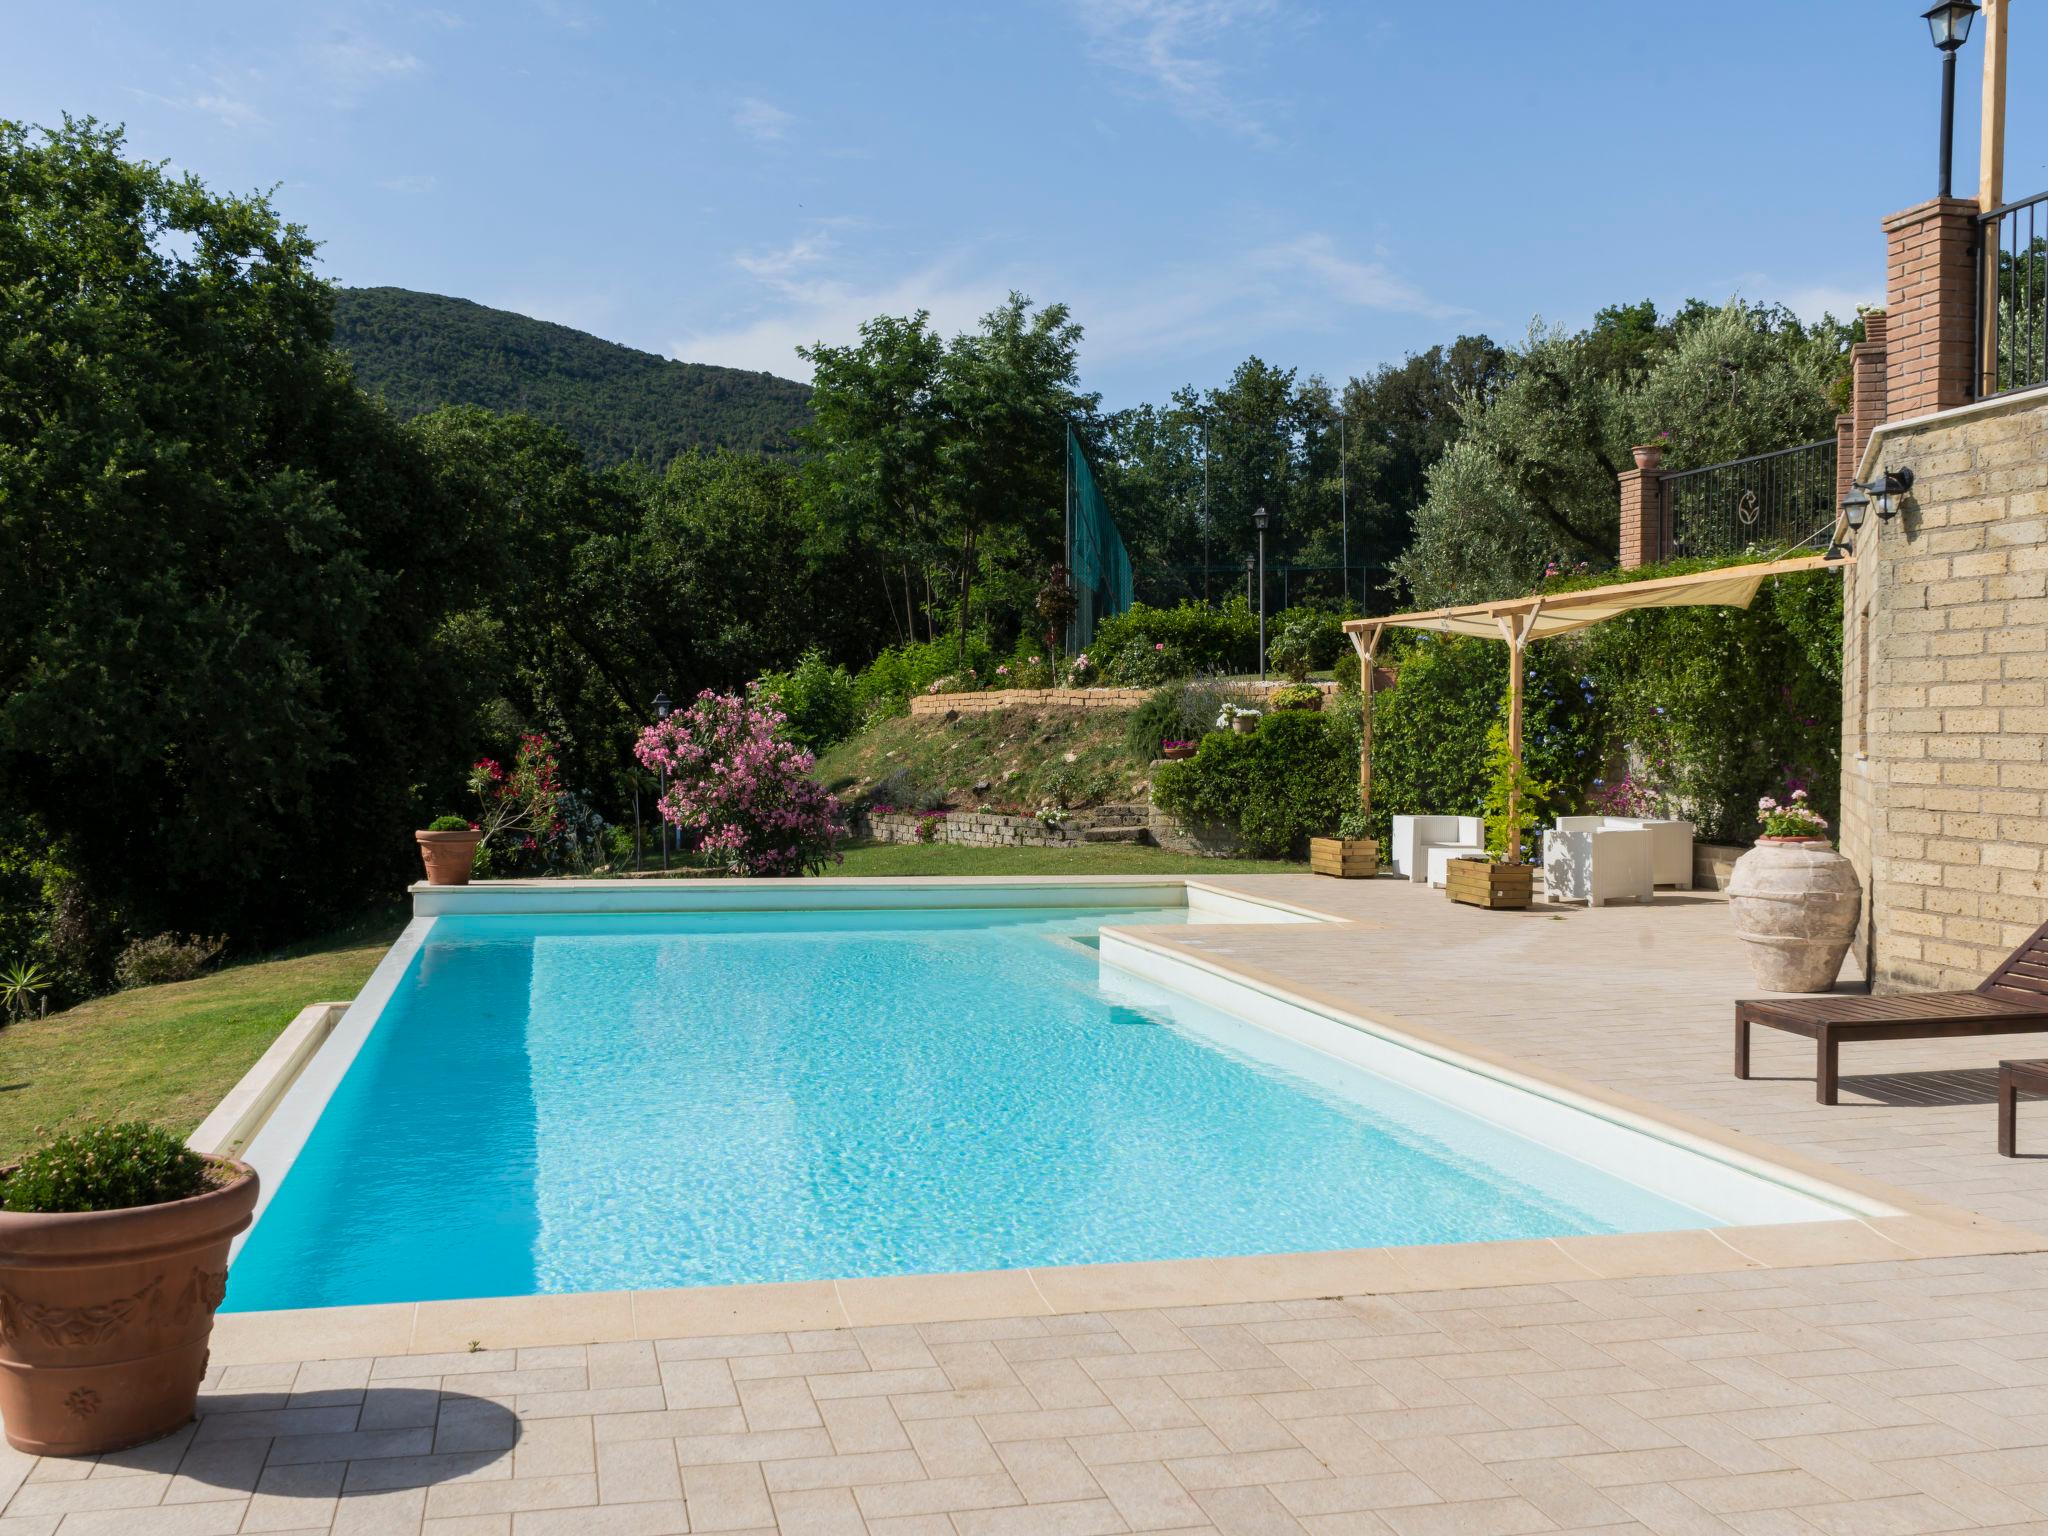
[16,877,2048,1534]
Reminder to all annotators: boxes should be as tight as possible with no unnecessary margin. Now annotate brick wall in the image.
[1839,391,2048,991]
[1883,200,1978,422]
[1618,465,1662,569]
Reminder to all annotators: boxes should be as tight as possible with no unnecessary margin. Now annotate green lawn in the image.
[822,841,1302,877]
[0,910,404,1160]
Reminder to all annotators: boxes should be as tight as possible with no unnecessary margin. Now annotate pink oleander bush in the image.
[635,690,844,876]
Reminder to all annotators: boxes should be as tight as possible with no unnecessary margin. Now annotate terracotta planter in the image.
[1160,743,1196,761]
[415,828,484,885]
[0,1162,257,1455]
[1727,838,1861,992]
[1631,443,1665,472]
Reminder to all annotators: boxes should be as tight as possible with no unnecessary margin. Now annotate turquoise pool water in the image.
[225,906,1709,1311]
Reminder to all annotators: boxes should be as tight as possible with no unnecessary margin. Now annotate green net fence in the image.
[1066,425,1132,651]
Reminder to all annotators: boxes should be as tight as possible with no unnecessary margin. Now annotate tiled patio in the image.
[16,878,2048,1535]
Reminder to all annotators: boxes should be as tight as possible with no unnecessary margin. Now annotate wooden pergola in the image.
[1341,554,1850,861]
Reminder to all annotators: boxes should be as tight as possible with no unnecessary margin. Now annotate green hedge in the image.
[1091,599,1257,673]
[1151,711,1356,859]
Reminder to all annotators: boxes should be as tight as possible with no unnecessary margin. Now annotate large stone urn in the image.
[1727,838,1861,992]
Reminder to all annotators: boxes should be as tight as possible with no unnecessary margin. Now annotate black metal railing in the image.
[1978,189,2048,399]
[1657,438,1839,561]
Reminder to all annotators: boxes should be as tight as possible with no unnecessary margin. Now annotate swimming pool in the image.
[223,884,1859,1313]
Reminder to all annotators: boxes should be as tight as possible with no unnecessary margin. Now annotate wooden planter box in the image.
[1309,836,1378,878]
[1445,856,1533,910]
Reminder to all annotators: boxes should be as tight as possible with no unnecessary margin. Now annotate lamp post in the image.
[652,691,672,874]
[1252,505,1270,680]
[1337,410,1350,610]
[1923,1,1980,197]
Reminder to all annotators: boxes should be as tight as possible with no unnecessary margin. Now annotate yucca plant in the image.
[0,960,49,1023]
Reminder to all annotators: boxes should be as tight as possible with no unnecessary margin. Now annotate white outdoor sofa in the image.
[1389,815,1484,885]
[1542,825,1655,907]
[1551,815,1696,888]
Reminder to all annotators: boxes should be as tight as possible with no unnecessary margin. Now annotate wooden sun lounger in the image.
[1735,920,2048,1104]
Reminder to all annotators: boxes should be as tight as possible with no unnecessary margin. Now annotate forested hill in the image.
[332,287,812,467]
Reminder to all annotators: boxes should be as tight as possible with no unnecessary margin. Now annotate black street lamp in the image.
[652,691,672,873]
[1923,1,1980,197]
[1252,506,1271,680]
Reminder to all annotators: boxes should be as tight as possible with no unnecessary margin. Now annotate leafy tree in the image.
[1396,300,1850,605]
[0,118,477,950]
[800,313,948,645]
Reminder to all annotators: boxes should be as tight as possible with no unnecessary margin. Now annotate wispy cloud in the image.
[678,223,1452,383]
[314,32,424,98]
[1080,232,1463,369]
[1072,0,1286,144]
[733,230,836,287]
[377,173,440,194]
[732,96,796,144]
[676,242,1018,378]
[129,82,268,132]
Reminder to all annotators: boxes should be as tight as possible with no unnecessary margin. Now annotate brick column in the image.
[1617,460,1662,569]
[1849,309,1889,469]
[1882,200,1977,420]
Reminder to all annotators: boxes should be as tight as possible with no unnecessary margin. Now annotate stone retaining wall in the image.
[908,680,1338,718]
[861,809,1097,848]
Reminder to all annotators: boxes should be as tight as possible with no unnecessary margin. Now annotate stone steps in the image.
[1080,825,1148,843]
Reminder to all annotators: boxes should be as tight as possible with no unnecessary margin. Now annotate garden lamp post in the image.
[1923,1,1979,197]
[653,690,671,873]
[1253,506,1270,680]
[1243,553,1255,613]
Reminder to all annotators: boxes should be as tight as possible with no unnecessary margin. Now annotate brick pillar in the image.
[1617,460,1662,569]
[1834,413,1854,506]
[1882,200,1977,420]
[1849,309,1889,470]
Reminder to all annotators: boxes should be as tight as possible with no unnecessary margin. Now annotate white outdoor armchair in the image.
[1542,825,1654,907]
[1389,815,1484,884]
[1552,815,1695,888]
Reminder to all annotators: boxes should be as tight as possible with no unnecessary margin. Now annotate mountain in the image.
[332,287,811,469]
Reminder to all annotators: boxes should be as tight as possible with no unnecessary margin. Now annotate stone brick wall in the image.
[859,807,1145,849]
[1618,465,1662,570]
[908,681,1338,717]
[1840,390,2048,991]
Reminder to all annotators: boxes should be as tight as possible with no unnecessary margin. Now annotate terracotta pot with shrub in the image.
[0,1122,257,1455]
[416,814,484,885]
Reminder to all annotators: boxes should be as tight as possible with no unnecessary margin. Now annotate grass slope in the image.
[824,842,1299,876]
[333,287,812,468]
[815,705,1155,814]
[0,911,403,1159]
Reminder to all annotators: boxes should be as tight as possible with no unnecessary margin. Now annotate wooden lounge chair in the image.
[1735,920,2048,1104]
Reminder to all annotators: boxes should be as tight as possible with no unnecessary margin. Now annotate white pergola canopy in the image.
[1341,555,1846,645]
[1338,554,1850,861]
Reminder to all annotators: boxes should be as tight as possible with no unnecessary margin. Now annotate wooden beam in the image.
[1982,0,2008,213]
[1351,624,1382,816]
[1980,0,2009,394]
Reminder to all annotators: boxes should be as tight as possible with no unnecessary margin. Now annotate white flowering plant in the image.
[1757,787,1829,840]
[1215,703,1263,729]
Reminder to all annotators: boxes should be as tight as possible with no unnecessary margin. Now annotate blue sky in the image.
[10,2,2046,408]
